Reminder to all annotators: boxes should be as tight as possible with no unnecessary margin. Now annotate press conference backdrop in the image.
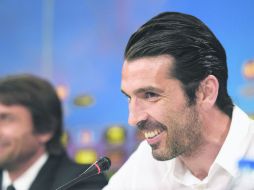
[0,0,253,176]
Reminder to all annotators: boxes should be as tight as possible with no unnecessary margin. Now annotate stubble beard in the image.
[151,106,204,161]
[0,141,40,171]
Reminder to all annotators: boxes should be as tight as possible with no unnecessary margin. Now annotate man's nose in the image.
[128,99,148,127]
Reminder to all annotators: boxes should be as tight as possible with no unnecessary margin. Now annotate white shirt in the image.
[2,153,48,190]
[103,106,254,190]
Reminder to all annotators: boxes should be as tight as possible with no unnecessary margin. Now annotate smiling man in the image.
[0,74,107,190]
[121,55,204,162]
[103,12,254,190]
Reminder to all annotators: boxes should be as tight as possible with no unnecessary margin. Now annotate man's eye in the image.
[144,92,158,99]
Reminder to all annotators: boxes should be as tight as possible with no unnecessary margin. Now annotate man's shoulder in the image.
[51,153,84,170]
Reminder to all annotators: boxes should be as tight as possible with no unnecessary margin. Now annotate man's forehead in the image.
[121,55,176,95]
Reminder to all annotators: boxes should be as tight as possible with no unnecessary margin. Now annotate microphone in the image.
[56,157,111,190]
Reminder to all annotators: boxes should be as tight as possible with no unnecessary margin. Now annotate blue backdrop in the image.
[0,0,253,166]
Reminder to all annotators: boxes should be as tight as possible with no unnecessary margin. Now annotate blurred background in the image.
[0,0,254,176]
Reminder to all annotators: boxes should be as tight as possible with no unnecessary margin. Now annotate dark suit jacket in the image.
[0,153,108,190]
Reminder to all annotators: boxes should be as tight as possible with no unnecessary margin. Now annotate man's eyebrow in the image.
[0,112,11,117]
[134,87,163,94]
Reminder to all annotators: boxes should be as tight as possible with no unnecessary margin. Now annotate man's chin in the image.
[151,147,175,161]
[148,142,168,161]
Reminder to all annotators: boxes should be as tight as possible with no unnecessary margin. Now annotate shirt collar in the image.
[215,105,251,177]
[3,153,48,190]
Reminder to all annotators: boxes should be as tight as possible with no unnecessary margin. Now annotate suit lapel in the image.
[29,155,60,190]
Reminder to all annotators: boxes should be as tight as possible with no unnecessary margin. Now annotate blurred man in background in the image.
[0,74,107,190]
[103,12,254,189]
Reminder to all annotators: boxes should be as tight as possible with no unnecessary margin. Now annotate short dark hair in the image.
[125,12,233,117]
[0,74,64,155]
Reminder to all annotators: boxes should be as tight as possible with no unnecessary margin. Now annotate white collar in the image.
[214,106,251,176]
[2,153,48,190]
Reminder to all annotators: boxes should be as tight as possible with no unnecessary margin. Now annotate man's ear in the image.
[196,75,219,111]
[37,132,53,144]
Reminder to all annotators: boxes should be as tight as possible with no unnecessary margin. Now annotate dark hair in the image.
[125,12,233,117]
[0,74,64,155]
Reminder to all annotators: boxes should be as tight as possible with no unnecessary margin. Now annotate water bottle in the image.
[227,159,254,189]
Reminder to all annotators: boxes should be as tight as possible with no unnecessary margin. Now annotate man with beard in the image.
[0,74,107,190]
[103,12,254,189]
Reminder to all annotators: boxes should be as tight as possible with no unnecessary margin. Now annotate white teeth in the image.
[144,129,162,139]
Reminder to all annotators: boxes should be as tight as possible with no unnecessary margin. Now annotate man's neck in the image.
[179,109,231,180]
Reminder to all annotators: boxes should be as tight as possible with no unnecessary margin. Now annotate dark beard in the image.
[137,107,203,161]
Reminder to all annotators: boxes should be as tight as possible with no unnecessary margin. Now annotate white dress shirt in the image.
[103,106,254,190]
[2,153,48,190]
